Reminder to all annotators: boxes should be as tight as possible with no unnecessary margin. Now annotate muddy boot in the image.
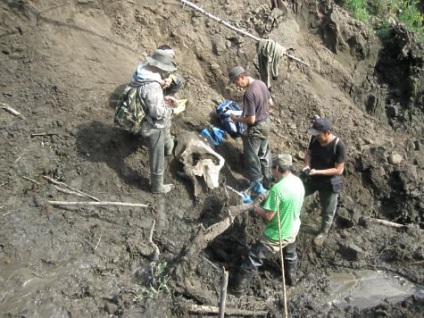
[151,174,175,194]
[284,259,298,286]
[228,270,254,297]
[313,225,330,247]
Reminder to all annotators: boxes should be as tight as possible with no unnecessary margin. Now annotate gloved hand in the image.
[172,99,187,115]
[241,193,253,204]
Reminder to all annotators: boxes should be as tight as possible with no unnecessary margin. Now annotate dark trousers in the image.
[304,178,338,232]
[241,118,272,186]
[233,240,298,291]
[240,240,297,274]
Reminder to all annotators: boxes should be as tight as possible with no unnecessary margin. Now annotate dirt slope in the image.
[0,0,423,317]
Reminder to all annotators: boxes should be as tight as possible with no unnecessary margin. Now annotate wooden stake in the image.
[276,207,288,318]
[219,268,229,318]
[48,201,148,208]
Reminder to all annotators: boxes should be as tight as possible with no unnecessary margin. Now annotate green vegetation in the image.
[132,262,170,301]
[342,0,424,41]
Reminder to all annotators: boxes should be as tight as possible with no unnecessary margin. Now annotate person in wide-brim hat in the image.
[145,50,176,73]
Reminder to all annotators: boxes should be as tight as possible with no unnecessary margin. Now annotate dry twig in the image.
[185,304,267,316]
[31,132,59,137]
[55,186,87,197]
[21,176,41,185]
[43,176,100,202]
[368,217,407,228]
[1,103,25,119]
[94,234,102,251]
[149,220,160,260]
[48,201,149,208]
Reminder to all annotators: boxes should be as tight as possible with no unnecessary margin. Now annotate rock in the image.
[336,207,355,228]
[104,302,118,315]
[338,240,364,261]
[388,153,403,165]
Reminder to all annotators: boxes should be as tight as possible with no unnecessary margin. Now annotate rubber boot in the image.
[151,174,174,194]
[284,259,298,286]
[229,269,254,297]
[313,224,331,247]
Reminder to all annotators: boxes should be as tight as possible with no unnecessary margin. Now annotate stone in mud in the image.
[338,240,364,261]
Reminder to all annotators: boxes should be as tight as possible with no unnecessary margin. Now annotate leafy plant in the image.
[341,0,424,42]
[132,261,170,301]
[345,0,371,22]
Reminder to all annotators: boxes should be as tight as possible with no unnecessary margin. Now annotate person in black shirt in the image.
[302,117,346,246]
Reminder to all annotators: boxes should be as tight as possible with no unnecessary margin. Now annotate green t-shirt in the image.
[262,174,305,241]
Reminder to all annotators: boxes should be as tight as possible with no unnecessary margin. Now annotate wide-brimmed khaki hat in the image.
[145,50,177,72]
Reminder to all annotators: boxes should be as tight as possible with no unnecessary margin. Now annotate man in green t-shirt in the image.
[230,153,305,295]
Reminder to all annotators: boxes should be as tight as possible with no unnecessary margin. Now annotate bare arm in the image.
[252,206,275,222]
[303,150,312,170]
[230,113,255,125]
[309,162,345,176]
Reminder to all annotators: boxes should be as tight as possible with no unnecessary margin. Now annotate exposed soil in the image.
[0,1,423,317]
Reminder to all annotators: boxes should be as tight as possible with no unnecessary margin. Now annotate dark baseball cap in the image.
[308,118,332,135]
[228,66,245,84]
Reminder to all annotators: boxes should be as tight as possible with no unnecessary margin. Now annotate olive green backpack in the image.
[114,81,158,134]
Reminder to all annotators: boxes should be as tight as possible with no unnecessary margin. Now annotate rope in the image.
[179,0,310,67]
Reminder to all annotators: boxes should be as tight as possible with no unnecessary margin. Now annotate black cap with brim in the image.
[308,118,332,135]
[308,128,322,136]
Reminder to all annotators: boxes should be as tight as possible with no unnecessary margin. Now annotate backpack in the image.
[114,81,158,134]
[215,100,244,137]
[311,136,340,155]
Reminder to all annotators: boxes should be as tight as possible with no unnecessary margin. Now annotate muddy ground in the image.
[0,0,423,317]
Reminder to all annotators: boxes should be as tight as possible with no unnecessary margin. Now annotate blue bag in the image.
[200,127,226,146]
[215,100,244,137]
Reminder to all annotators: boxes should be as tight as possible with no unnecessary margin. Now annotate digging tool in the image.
[224,184,253,204]
[179,0,310,67]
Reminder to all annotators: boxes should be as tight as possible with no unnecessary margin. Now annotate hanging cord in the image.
[276,206,288,318]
